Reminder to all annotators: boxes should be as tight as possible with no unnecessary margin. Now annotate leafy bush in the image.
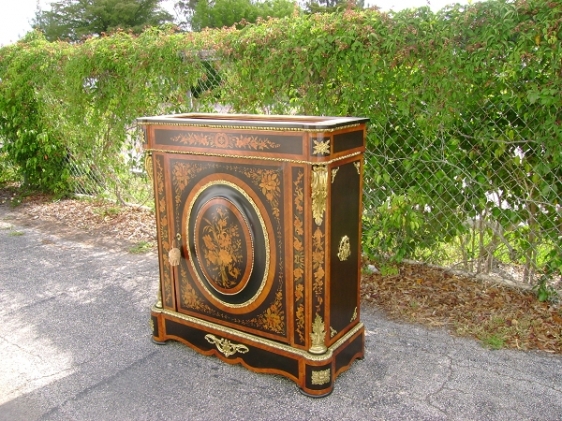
[0,0,560,283]
[0,32,71,193]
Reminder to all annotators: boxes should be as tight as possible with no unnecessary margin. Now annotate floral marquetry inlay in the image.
[198,204,247,292]
[173,162,205,206]
[172,132,281,151]
[238,168,282,220]
[154,156,174,308]
[256,289,285,333]
[292,169,306,344]
[230,285,286,334]
[312,227,325,314]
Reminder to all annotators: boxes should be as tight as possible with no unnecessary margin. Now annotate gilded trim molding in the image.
[138,121,361,133]
[144,148,362,166]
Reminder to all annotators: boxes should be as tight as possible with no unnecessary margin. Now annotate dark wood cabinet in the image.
[138,113,367,396]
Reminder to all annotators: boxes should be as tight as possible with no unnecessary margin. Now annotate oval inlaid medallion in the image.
[194,197,254,295]
[185,178,271,312]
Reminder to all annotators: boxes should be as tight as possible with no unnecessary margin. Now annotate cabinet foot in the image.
[298,385,334,398]
[151,337,168,345]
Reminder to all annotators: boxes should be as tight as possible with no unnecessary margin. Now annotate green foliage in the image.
[0,0,561,289]
[533,255,561,303]
[363,194,428,263]
[0,31,72,194]
[533,277,559,303]
[129,240,154,253]
[480,333,506,350]
[33,0,174,42]
[305,0,365,14]
[0,26,211,195]
[190,0,298,31]
[215,0,561,279]
[0,148,17,184]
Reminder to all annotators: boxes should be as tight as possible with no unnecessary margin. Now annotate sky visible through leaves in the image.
[0,0,484,46]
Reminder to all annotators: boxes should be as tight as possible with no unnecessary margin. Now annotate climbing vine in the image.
[0,0,560,281]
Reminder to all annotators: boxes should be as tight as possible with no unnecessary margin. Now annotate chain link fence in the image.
[66,125,154,208]
[67,56,561,291]
[364,101,562,289]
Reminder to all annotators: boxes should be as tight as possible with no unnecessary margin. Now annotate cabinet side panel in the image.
[329,161,361,337]
[333,130,364,154]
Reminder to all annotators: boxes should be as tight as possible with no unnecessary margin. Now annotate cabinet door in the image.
[168,155,291,343]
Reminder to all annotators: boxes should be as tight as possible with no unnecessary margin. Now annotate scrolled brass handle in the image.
[338,235,351,261]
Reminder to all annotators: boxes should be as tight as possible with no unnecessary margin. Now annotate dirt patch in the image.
[362,263,562,354]
[0,187,156,250]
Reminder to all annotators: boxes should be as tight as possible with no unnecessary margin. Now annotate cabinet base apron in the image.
[150,307,365,397]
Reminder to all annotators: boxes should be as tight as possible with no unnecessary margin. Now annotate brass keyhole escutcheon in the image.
[337,235,351,261]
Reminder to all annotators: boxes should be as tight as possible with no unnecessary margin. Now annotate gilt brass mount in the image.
[205,334,249,357]
[309,313,328,355]
[331,168,339,183]
[311,166,328,226]
[313,139,331,155]
[144,153,153,181]
[311,369,331,386]
[337,235,351,261]
[351,307,358,322]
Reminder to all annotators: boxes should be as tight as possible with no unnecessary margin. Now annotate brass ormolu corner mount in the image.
[309,313,328,355]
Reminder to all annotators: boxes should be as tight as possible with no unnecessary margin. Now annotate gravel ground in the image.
[1,202,562,421]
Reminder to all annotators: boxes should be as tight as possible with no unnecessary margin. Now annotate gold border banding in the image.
[144,148,362,166]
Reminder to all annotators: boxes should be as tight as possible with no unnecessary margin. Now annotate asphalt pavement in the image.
[1,203,561,421]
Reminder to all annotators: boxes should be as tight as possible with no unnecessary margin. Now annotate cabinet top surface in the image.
[137,113,368,131]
